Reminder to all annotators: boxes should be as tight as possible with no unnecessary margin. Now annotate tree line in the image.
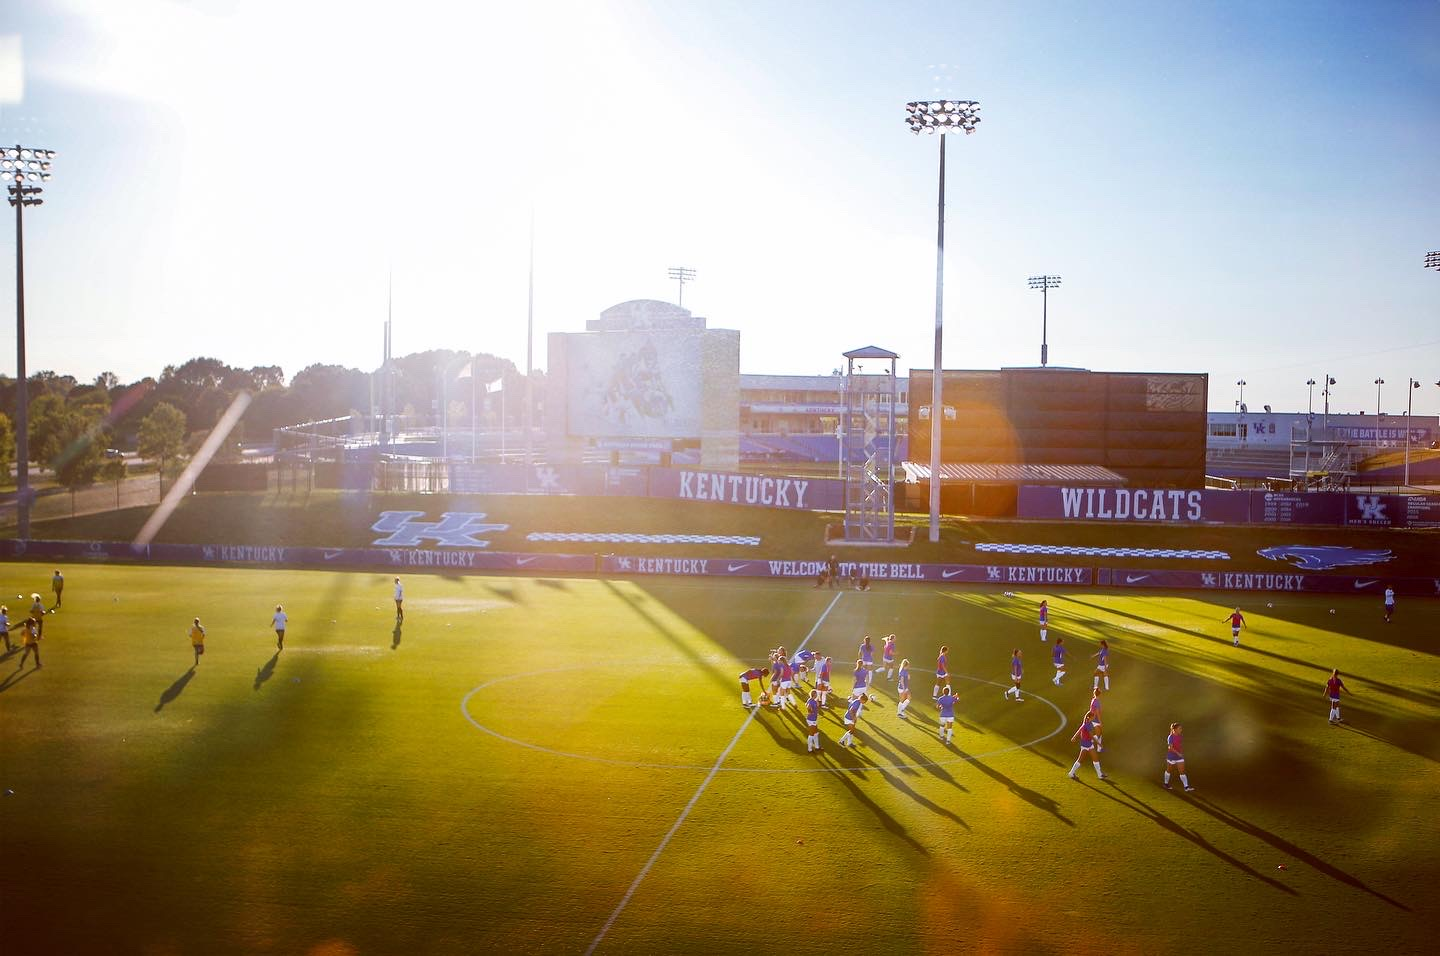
[1,350,537,495]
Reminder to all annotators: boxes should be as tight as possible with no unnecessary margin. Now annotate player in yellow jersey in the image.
[189,617,206,666]
[18,618,41,669]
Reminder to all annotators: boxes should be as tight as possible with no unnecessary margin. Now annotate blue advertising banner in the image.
[601,555,1091,584]
[1018,486,1246,523]
[1100,567,1436,596]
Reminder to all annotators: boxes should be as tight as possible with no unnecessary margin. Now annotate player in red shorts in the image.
[738,664,768,708]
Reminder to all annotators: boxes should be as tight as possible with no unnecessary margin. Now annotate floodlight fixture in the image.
[1028,275,1062,367]
[905,96,982,543]
[7,144,57,540]
[1425,250,1440,270]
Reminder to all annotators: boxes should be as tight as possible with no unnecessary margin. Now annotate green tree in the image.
[99,455,127,510]
[48,409,104,515]
[0,411,13,486]
[138,402,188,498]
[27,393,69,466]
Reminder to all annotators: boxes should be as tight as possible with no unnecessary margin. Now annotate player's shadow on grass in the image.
[879,768,971,831]
[483,583,521,605]
[254,652,279,692]
[1187,794,1410,911]
[818,751,929,856]
[1092,780,1297,896]
[391,622,403,650]
[750,708,808,755]
[154,667,196,712]
[0,664,36,694]
[962,753,1075,827]
[603,580,736,697]
[535,578,569,593]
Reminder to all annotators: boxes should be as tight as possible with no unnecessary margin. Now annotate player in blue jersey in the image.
[851,658,869,700]
[1068,711,1105,780]
[896,659,913,718]
[1004,649,1024,701]
[1051,637,1067,686]
[837,693,869,748]
[859,636,876,692]
[1039,599,1049,642]
[1163,722,1194,791]
[882,634,897,680]
[805,690,823,752]
[0,605,11,653]
[936,685,959,744]
[1088,688,1104,751]
[1091,639,1110,691]
[738,664,768,708]
[933,645,950,699]
[790,648,818,683]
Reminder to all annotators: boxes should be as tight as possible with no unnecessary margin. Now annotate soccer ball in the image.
[1266,602,1273,608]
[758,694,770,706]
[1329,609,1336,615]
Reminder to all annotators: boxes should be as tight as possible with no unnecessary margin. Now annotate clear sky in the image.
[1,0,1437,415]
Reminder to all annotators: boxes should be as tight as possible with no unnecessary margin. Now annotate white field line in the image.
[583,590,844,955]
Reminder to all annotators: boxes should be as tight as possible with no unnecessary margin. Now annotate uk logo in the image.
[1258,546,1394,571]
[371,511,508,548]
[534,466,561,490]
[1354,496,1387,522]
[1202,573,1218,587]
[986,567,1003,581]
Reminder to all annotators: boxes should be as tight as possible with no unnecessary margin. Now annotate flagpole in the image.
[471,355,477,464]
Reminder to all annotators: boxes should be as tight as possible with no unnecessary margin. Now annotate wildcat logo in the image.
[371,511,508,548]
[1257,546,1394,571]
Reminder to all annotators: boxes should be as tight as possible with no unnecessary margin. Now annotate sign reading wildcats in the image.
[371,512,509,548]
[1057,487,1204,522]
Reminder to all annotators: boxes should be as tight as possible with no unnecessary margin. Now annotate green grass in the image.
[1,561,1436,954]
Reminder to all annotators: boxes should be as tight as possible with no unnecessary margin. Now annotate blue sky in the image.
[1,0,1437,415]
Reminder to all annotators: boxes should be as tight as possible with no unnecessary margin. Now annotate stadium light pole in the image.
[667,267,696,309]
[907,97,980,543]
[1305,379,1317,479]
[1373,377,1384,419]
[4,145,56,541]
[1235,379,1246,442]
[1403,378,1420,486]
[1322,374,1336,431]
[1027,275,1061,367]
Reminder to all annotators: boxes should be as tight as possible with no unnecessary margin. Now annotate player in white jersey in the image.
[1383,587,1395,623]
[393,577,404,622]
[271,604,288,651]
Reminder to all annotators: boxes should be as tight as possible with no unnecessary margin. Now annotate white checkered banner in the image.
[976,543,1230,560]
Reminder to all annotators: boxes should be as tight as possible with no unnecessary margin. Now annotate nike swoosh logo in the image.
[942,569,963,579]
[727,563,748,572]
[516,557,538,566]
[1354,579,1377,589]
[1126,574,1149,583]
[323,550,343,560]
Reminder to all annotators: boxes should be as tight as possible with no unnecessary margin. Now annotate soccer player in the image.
[778,656,796,708]
[936,685,959,744]
[272,604,288,651]
[189,617,206,666]
[789,647,818,682]
[738,664,768,708]
[1051,637,1067,685]
[51,569,64,609]
[1224,607,1245,647]
[393,577,405,622]
[933,645,949,699]
[896,658,913,718]
[1088,688,1104,751]
[0,605,11,653]
[1004,649,1024,701]
[1091,639,1111,691]
[28,593,44,638]
[805,690,823,752]
[1325,669,1350,724]
[1163,722,1194,791]
[855,568,871,591]
[1039,599,1049,642]
[1383,587,1395,623]
[837,693,869,748]
[859,637,876,691]
[17,618,40,670]
[816,656,833,706]
[851,658,869,700]
[1068,712,1105,780]
[882,634,897,680]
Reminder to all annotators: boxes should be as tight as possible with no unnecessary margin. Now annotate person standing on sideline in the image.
[18,618,41,669]
[882,634,897,680]
[1068,712,1105,781]
[1163,722,1194,791]
[837,693,869,748]
[826,555,840,589]
[1004,649,1024,701]
[933,645,950,699]
[1091,639,1111,691]
[936,685,959,744]
[1383,587,1395,623]
[805,690,823,753]
[1051,637,1067,685]
[271,604,288,651]
[51,570,64,609]
[1325,669,1350,724]
[0,605,11,653]
[393,577,405,622]
[1224,607,1245,647]
[1038,599,1049,642]
[738,664,768,708]
[896,659,913,719]
[189,618,206,666]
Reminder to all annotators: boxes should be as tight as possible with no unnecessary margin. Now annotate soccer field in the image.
[2,561,1436,954]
